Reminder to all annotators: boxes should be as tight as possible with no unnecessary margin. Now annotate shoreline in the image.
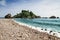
[12,19,60,38]
[0,19,60,40]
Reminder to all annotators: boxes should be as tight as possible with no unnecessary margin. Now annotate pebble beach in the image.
[0,19,60,40]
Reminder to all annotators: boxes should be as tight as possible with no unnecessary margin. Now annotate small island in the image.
[5,10,41,19]
[13,10,41,19]
[49,16,59,19]
[49,16,56,18]
[5,11,60,19]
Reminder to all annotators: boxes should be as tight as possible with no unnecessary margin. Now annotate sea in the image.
[14,18,60,32]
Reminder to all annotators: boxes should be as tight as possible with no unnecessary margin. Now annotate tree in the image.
[5,14,11,18]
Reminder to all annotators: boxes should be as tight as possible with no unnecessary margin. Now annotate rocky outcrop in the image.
[49,16,56,18]
[5,14,11,18]
[13,10,41,19]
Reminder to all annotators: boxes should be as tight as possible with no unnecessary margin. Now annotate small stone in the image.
[45,29,47,31]
[53,33,55,36]
[34,32,38,34]
[17,39,19,40]
[49,36,51,39]
[49,31,52,33]
[19,36,22,38]
[41,29,43,30]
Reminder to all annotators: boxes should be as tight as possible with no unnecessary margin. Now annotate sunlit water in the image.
[14,18,60,32]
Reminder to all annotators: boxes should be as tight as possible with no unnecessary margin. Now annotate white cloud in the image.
[1,0,60,17]
[27,0,60,17]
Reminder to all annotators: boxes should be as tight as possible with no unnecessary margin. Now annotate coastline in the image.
[0,19,60,40]
[12,19,60,38]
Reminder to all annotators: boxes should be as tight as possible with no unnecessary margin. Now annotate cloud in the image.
[0,0,60,17]
[37,0,60,17]
[0,0,6,6]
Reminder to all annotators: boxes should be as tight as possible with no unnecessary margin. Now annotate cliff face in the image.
[13,10,41,19]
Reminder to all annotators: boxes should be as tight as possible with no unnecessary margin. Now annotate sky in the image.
[0,0,60,17]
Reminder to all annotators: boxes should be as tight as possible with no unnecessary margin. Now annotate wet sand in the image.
[0,19,60,40]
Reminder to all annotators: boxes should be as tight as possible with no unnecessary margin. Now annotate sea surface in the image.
[14,18,60,32]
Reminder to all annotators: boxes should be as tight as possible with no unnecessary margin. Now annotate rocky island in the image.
[13,10,41,19]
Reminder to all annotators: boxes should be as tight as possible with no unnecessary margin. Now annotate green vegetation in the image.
[13,10,41,19]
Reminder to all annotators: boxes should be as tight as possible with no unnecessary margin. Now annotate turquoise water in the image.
[14,18,60,32]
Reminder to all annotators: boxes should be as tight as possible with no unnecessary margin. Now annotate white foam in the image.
[12,19,60,38]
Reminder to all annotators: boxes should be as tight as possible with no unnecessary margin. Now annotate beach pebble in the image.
[19,35,22,38]
[53,33,55,36]
[0,19,60,40]
[49,31,53,33]
[41,29,43,30]
[45,29,47,31]
[34,31,38,34]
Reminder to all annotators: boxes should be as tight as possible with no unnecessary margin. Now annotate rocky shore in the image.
[0,19,60,40]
